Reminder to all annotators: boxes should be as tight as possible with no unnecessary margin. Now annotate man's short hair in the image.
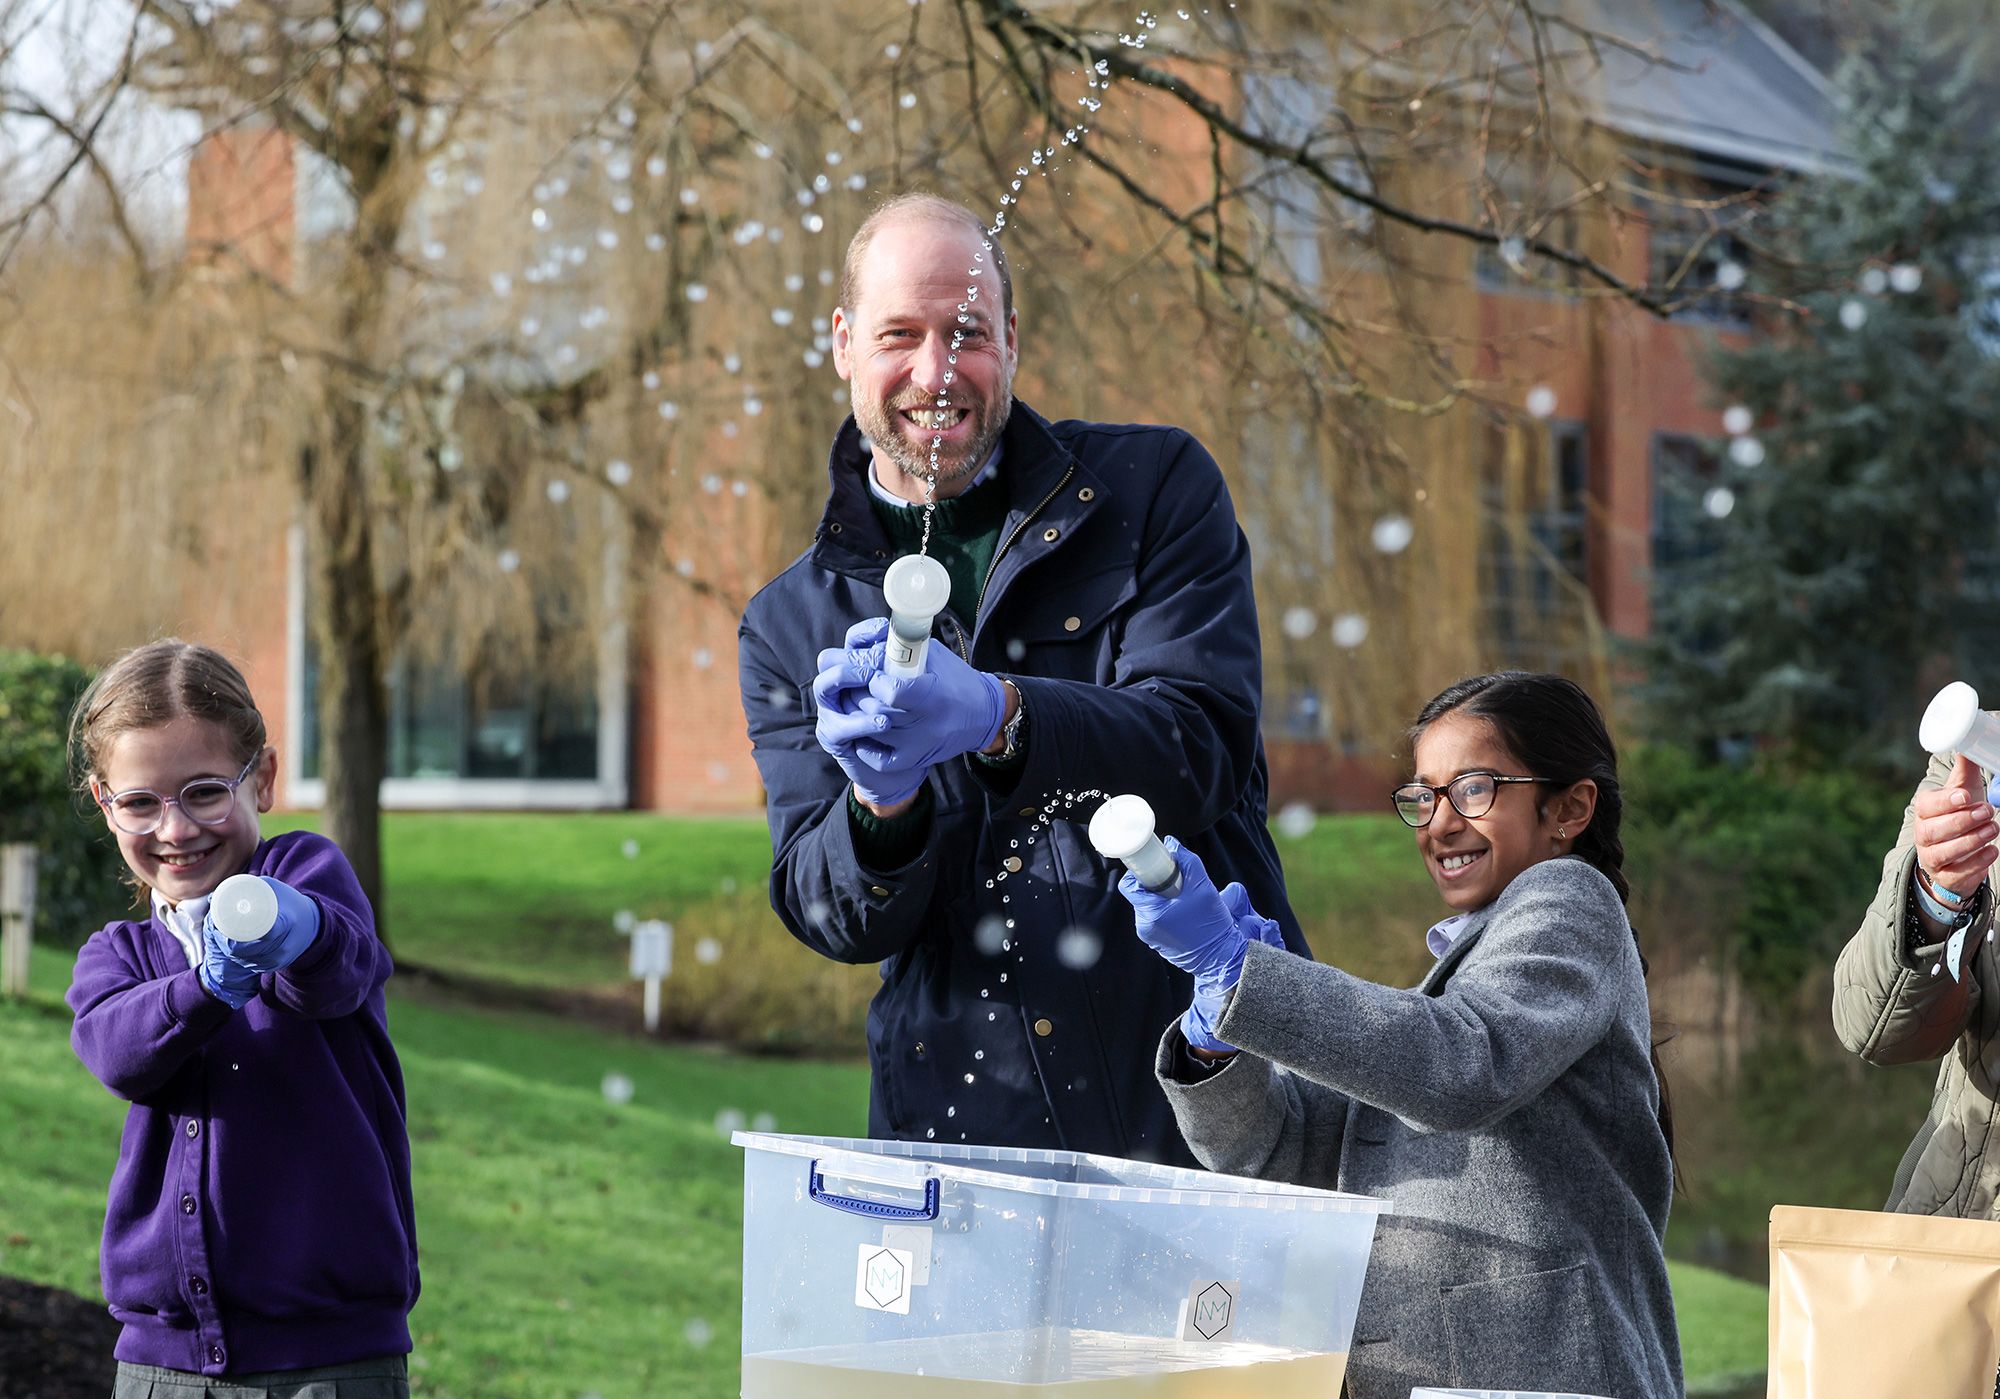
[838,193,1014,327]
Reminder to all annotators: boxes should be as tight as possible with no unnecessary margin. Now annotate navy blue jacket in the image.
[738,400,1308,1164]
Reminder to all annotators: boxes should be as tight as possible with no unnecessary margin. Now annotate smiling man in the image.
[736,193,1308,1163]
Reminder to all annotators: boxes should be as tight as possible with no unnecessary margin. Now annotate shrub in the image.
[0,649,128,946]
[1624,743,1908,1000]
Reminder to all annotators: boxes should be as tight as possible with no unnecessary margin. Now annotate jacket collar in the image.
[810,398,1089,582]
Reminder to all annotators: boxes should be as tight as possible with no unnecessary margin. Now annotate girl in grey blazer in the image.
[1118,672,1682,1399]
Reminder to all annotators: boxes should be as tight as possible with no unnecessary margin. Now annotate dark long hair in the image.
[1412,671,1677,1169]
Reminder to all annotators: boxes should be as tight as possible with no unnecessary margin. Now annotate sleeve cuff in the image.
[1168,1022,1236,1082]
[165,968,234,1028]
[848,786,935,872]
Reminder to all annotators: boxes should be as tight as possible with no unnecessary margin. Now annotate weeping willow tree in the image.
[950,0,1721,754]
[0,0,1773,922]
[0,1,931,921]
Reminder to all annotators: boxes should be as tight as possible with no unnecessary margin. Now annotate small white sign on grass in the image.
[0,843,36,999]
[630,919,673,1033]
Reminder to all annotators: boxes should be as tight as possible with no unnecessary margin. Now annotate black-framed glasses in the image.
[97,754,260,837]
[1391,771,1553,829]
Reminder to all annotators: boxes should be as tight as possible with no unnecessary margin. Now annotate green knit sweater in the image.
[866,474,1010,623]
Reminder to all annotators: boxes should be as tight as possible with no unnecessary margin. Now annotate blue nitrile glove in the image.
[210,877,321,974]
[852,622,1008,775]
[1117,838,1270,1054]
[814,619,929,808]
[1220,880,1287,951]
[200,920,262,1010]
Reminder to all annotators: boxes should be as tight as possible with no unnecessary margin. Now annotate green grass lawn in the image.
[6,929,1766,1395]
[256,810,1444,1056]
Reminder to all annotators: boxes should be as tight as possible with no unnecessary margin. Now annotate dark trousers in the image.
[113,1354,409,1399]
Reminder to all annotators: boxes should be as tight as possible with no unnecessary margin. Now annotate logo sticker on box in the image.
[855,1243,914,1315]
[881,1224,933,1286]
[1176,1279,1239,1342]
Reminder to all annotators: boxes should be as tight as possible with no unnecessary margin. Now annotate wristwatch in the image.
[978,678,1027,764]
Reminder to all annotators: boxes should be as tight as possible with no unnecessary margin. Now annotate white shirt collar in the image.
[867,443,1002,506]
[1426,913,1470,960]
[151,887,210,972]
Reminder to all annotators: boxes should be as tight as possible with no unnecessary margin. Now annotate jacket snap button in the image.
[180,1194,197,1215]
[209,1345,225,1366]
[869,885,889,897]
[915,1042,926,1057]
[1004,856,1023,873]
[1034,1018,1054,1037]
[185,1119,198,1138]
[189,1275,208,1296]
[830,522,843,534]
[1078,487,1095,502]
[1063,616,1081,632]
[1042,527,1060,543]
[1019,806,1037,818]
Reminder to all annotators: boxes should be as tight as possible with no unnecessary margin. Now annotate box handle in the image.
[808,1159,941,1222]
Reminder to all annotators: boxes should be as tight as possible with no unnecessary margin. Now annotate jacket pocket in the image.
[1441,1260,1612,1394]
[995,566,1135,681]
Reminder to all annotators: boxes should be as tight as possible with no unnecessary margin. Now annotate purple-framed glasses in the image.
[98,754,260,837]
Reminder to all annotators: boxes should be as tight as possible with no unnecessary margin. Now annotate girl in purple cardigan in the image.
[65,640,417,1398]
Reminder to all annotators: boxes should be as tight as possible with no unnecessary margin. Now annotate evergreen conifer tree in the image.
[1647,1,2000,768]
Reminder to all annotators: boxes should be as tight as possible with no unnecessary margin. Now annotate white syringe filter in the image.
[882,553,951,678]
[1089,794,1182,895]
[1921,682,2000,772]
[211,873,278,942]
[1089,794,1158,862]
[882,554,950,628]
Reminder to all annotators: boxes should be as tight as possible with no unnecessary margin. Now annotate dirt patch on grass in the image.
[0,1273,118,1398]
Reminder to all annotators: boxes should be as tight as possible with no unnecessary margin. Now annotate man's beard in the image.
[854,380,1012,492]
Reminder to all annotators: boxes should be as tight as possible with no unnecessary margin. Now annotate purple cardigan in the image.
[66,831,418,1377]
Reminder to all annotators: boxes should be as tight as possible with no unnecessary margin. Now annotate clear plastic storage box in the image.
[734,1132,1389,1397]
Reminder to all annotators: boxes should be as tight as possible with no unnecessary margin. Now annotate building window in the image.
[1241,70,1374,289]
[1475,156,1584,294]
[297,640,601,783]
[1651,432,1724,571]
[285,524,629,809]
[1481,419,1591,671]
[1650,431,1731,656]
[1642,170,1761,325]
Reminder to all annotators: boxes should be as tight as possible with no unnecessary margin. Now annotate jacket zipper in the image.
[958,465,1077,659]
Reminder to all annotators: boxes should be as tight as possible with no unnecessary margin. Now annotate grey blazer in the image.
[1159,856,1682,1399]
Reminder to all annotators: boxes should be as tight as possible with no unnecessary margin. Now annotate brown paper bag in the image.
[1769,1204,2000,1398]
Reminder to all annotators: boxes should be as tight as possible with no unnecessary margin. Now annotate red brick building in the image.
[190,3,1837,817]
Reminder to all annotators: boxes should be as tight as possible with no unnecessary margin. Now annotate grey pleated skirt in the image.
[113,1354,408,1399]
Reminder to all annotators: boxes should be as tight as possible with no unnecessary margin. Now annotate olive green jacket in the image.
[1832,750,2000,1216]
